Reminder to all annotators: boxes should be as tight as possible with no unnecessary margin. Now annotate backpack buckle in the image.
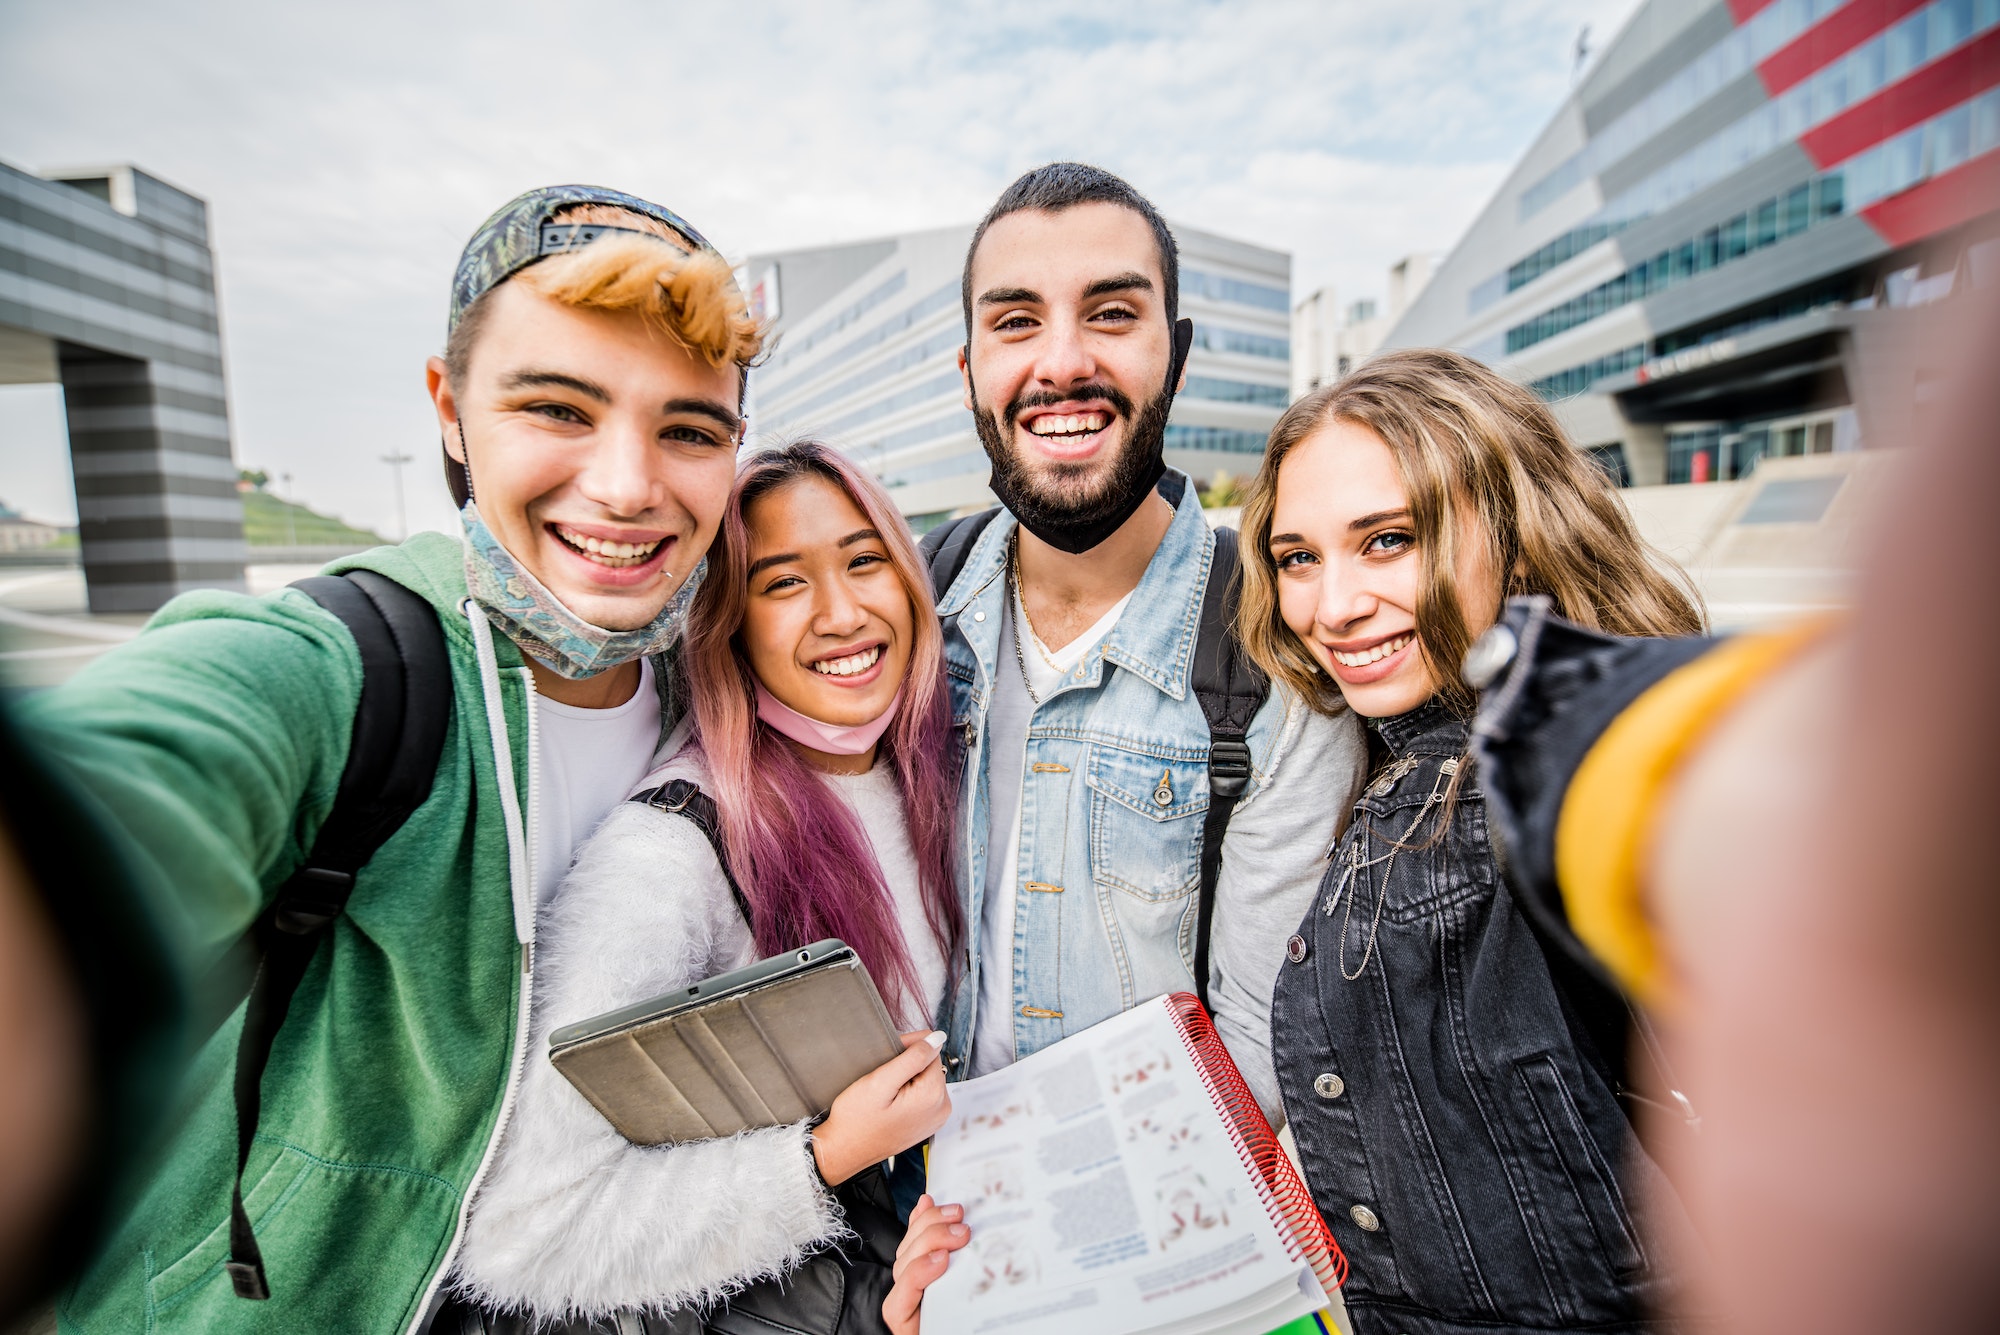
[271,866,354,935]
[1207,738,1253,799]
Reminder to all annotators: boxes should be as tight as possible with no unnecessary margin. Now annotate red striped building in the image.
[1386,0,1999,485]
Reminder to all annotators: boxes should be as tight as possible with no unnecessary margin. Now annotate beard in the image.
[972,378,1173,548]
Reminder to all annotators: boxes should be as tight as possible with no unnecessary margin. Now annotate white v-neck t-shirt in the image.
[532,656,662,906]
[969,588,1133,1078]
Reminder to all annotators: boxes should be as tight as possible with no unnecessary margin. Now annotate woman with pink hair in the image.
[440,440,965,1333]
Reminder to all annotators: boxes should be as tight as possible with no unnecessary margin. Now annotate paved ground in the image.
[0,564,321,692]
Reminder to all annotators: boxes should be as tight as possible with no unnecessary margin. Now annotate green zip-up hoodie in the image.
[23,534,555,1334]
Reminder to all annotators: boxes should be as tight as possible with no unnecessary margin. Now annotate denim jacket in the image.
[935,473,1358,1102]
[1272,701,1697,1334]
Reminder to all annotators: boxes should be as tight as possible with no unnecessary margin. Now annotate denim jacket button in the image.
[1313,1072,1344,1100]
[1286,934,1309,964]
[973,610,987,622]
[1349,1203,1381,1232]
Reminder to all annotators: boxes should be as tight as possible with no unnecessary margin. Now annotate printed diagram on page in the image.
[924,1001,1329,1334]
[1155,1166,1231,1249]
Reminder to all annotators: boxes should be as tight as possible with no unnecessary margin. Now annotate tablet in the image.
[548,939,906,1146]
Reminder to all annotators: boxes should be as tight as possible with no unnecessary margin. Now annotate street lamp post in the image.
[281,473,296,548]
[380,452,414,543]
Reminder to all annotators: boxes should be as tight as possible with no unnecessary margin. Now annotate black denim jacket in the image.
[1272,701,1694,1334]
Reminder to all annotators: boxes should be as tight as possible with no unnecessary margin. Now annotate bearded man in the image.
[928,163,1366,1116]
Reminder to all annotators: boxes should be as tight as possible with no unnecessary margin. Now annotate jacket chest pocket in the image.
[1339,781,1495,925]
[1086,744,1209,902]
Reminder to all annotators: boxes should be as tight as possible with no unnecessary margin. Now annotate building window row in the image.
[1838,84,2000,212]
[881,447,988,490]
[1652,274,1864,358]
[1181,267,1291,312]
[1504,219,1633,296]
[765,269,908,371]
[1182,375,1290,407]
[850,409,974,458]
[1521,0,1853,220]
[1162,424,1271,454]
[766,325,961,421]
[1530,271,1858,402]
[819,369,963,437]
[759,279,958,401]
[1510,0,1997,297]
[1506,174,1846,355]
[1191,322,1290,360]
[1598,0,1997,230]
[1528,344,1647,401]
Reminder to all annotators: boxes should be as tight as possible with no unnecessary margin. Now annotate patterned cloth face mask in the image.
[460,499,701,679]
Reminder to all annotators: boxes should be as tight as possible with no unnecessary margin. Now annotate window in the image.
[1182,375,1289,407]
[1163,425,1271,454]
[1191,324,1289,360]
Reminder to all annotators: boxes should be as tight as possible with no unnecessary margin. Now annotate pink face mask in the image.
[755,679,903,757]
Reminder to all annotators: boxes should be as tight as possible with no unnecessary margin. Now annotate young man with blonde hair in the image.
[24,186,761,1333]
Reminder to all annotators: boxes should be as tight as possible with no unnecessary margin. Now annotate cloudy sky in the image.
[0,0,1640,538]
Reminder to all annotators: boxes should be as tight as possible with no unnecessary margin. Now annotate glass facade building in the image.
[1387,0,2000,486]
[742,221,1291,525]
[0,159,244,610]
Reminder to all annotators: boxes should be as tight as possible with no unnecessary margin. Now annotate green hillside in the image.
[240,488,386,548]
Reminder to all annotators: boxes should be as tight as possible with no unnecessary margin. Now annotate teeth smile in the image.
[1028,412,1109,438]
[554,524,663,568]
[813,645,883,677]
[1331,633,1413,668]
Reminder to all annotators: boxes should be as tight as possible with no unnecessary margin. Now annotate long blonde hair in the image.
[1238,348,1704,715]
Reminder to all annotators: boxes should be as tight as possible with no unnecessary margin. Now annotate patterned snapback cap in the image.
[448,185,716,333]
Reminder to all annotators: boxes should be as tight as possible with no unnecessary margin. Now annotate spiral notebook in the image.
[923,993,1346,1335]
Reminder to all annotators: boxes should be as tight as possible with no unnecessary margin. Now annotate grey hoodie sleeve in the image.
[1208,689,1368,1126]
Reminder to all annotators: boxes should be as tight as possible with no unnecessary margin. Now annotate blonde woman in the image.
[1236,349,1705,1334]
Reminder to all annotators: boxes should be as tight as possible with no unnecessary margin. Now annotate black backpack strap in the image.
[1189,529,1271,1012]
[632,779,754,932]
[226,570,450,1300]
[919,508,1002,611]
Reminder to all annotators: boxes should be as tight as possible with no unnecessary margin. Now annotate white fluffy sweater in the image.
[449,747,936,1319]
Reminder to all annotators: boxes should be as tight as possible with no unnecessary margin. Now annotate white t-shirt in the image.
[969,588,1132,1078]
[826,763,951,1031]
[532,657,662,905]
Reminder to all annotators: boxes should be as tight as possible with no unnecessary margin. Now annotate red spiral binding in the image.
[1164,992,1348,1295]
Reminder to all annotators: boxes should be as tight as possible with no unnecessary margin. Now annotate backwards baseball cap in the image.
[448,183,717,333]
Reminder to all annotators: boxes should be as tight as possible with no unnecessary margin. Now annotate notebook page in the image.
[923,997,1326,1335]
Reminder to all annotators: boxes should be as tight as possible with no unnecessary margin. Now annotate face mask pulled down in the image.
[460,499,700,679]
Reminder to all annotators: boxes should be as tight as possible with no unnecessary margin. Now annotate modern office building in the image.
[1,159,244,611]
[1384,0,2000,486]
[742,221,1291,525]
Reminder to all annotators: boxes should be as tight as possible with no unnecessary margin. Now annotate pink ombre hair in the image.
[682,440,963,1023]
